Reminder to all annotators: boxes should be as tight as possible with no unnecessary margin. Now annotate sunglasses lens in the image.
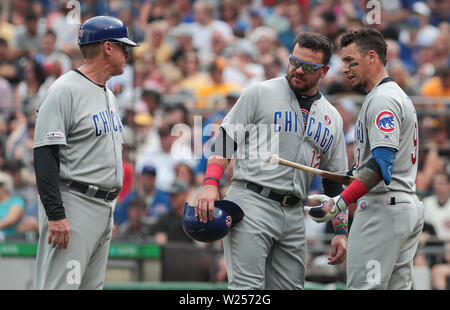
[110,41,129,55]
[302,63,315,73]
[289,57,300,69]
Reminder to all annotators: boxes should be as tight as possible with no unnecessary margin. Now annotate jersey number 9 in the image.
[411,122,418,165]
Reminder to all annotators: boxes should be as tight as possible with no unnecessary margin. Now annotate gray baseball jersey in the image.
[33,70,123,289]
[220,76,348,289]
[347,78,424,289]
[34,70,124,189]
[221,76,348,198]
[353,78,419,193]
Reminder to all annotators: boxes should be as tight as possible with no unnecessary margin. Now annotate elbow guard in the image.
[371,147,397,185]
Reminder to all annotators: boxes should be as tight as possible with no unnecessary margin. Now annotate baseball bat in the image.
[269,154,355,186]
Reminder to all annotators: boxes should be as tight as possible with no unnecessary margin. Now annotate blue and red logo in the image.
[360,202,367,210]
[225,215,232,227]
[376,110,396,133]
[325,114,331,125]
[301,109,309,127]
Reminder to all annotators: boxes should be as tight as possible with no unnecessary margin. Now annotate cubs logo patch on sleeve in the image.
[375,110,396,133]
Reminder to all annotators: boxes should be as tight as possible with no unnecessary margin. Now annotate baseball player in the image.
[33,16,138,289]
[195,32,349,290]
[305,28,424,290]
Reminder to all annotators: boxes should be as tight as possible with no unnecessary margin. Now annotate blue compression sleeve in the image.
[372,147,397,185]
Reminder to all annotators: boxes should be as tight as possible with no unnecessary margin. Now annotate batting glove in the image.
[346,164,357,177]
[304,194,348,223]
[343,165,357,189]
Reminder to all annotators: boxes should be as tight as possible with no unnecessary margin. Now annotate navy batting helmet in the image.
[182,200,244,243]
[78,16,139,46]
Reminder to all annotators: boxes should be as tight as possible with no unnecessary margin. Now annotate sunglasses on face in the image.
[108,41,130,55]
[288,54,324,73]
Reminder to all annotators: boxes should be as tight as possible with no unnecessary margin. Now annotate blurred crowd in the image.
[0,0,448,287]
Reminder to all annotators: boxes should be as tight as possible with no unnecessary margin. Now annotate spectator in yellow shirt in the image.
[195,57,241,109]
[178,51,211,96]
[421,66,450,97]
[134,21,173,65]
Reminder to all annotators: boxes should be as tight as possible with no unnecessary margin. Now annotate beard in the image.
[287,72,318,94]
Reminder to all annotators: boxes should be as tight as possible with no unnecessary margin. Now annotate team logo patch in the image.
[360,202,367,210]
[376,110,396,133]
[225,215,232,227]
[46,132,65,138]
[301,109,309,127]
[324,114,331,125]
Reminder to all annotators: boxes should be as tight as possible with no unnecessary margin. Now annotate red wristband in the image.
[340,179,369,205]
[203,163,225,187]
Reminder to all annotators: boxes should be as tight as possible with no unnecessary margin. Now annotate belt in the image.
[69,181,121,202]
[246,182,300,207]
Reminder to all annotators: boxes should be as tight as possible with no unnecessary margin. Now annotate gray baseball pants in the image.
[346,191,424,290]
[34,187,115,290]
[223,182,306,290]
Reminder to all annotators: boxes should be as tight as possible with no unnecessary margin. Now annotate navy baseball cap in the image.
[141,165,157,175]
[78,16,139,46]
[250,8,265,18]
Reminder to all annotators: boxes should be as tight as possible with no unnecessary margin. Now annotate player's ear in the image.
[103,41,113,56]
[367,50,377,65]
[320,65,330,78]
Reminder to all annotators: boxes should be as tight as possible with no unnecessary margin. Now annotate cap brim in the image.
[115,37,139,47]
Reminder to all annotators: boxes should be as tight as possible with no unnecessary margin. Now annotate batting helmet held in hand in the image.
[182,200,244,243]
[78,16,139,46]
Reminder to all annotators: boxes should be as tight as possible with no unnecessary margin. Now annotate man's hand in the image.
[304,194,348,223]
[194,185,220,223]
[48,218,70,250]
[328,235,347,265]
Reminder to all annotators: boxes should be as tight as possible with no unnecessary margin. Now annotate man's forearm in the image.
[0,207,23,229]
[338,165,383,206]
[202,156,229,187]
[332,209,349,235]
[356,166,383,192]
[207,155,229,170]
[34,145,66,220]
[203,126,236,187]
